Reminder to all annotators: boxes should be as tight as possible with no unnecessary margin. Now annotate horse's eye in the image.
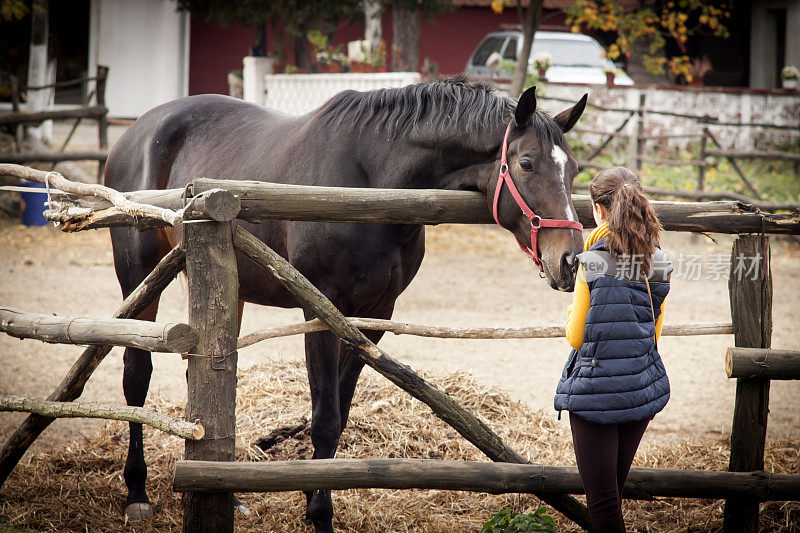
[519,159,534,172]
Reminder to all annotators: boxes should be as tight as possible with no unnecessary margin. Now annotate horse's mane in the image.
[317,75,566,150]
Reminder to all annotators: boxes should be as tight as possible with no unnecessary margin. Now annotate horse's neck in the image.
[369,122,505,193]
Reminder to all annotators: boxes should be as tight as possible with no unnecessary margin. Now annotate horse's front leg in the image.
[303,319,342,533]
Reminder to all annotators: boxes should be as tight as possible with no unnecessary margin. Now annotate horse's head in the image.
[488,87,587,292]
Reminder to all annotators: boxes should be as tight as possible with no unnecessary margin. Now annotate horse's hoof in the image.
[124,502,154,521]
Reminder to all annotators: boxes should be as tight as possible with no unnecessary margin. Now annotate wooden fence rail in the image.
[726,347,800,380]
[0,246,186,488]
[172,458,800,501]
[237,318,732,348]
[4,166,796,234]
[0,395,204,440]
[0,150,108,164]
[705,149,800,162]
[0,307,197,353]
[232,226,592,528]
[0,106,108,126]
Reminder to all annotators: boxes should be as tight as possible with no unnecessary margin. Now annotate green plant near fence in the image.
[482,506,557,533]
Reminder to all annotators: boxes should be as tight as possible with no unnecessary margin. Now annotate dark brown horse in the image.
[105,78,586,531]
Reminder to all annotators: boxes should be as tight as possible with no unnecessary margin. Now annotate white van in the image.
[465,30,634,85]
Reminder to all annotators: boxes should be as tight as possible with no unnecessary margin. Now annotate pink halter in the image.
[492,123,584,271]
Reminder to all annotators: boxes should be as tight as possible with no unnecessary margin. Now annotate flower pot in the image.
[316,64,329,73]
[350,62,372,73]
[783,79,798,90]
[605,72,615,86]
[538,68,547,80]
[373,66,388,73]
[329,63,344,73]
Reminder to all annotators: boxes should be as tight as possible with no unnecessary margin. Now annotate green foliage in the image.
[482,507,557,533]
[565,0,731,81]
[0,0,29,21]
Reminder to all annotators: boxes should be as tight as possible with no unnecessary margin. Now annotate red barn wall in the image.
[189,18,256,95]
[188,7,567,95]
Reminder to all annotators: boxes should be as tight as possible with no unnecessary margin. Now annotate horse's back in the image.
[104,94,295,193]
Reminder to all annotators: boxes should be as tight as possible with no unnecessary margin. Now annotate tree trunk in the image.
[26,0,50,142]
[391,5,420,72]
[509,0,543,99]
[363,0,383,51]
[293,34,311,70]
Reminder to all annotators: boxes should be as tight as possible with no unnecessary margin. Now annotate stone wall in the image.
[534,83,799,151]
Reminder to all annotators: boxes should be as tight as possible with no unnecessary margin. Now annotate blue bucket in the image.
[20,181,49,226]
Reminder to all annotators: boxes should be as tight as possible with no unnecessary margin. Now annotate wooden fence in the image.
[1,66,109,182]
[539,93,800,210]
[0,163,798,532]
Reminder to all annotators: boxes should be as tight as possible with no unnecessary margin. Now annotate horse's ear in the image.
[554,93,588,133]
[514,86,537,127]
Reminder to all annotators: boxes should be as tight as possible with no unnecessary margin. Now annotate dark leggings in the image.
[569,413,649,533]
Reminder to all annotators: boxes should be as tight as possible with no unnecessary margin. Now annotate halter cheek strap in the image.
[492,123,584,271]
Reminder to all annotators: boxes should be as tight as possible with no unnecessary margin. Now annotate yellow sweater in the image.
[565,223,667,351]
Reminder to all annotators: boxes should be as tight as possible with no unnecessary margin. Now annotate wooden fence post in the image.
[629,92,646,171]
[10,76,23,151]
[697,130,708,198]
[182,220,239,533]
[95,65,109,182]
[723,234,772,533]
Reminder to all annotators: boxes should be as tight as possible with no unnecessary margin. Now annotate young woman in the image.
[554,166,673,532]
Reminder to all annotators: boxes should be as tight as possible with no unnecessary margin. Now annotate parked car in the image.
[465,30,634,86]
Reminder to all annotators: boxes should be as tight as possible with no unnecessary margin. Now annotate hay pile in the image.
[1,358,798,532]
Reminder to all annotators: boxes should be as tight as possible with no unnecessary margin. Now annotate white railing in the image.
[246,72,421,115]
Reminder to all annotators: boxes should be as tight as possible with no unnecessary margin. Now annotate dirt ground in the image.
[1,218,799,456]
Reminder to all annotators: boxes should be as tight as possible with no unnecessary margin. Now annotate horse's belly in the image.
[236,221,425,316]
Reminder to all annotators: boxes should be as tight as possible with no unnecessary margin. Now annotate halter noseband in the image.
[491,123,584,271]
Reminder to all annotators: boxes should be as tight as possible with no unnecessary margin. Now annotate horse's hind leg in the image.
[303,314,342,533]
[110,227,169,519]
[337,326,387,433]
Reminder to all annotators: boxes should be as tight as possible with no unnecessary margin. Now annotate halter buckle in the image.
[530,214,541,228]
[499,163,509,175]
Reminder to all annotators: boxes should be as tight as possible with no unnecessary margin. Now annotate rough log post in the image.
[726,347,800,380]
[173,458,800,501]
[629,92,645,170]
[0,307,197,353]
[10,76,23,150]
[95,65,108,181]
[182,221,239,533]
[697,130,708,198]
[0,395,204,440]
[0,245,185,489]
[723,235,772,533]
[232,227,591,530]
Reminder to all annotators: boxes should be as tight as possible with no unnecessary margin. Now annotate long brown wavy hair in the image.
[589,167,662,274]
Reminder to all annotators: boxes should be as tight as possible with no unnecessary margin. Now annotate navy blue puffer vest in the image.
[554,238,672,425]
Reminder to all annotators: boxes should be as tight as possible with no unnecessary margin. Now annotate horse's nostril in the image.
[562,250,578,272]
